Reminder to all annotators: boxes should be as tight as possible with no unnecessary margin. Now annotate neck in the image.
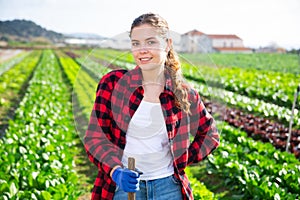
[141,65,165,84]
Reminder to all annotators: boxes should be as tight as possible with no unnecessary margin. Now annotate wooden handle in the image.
[128,157,136,200]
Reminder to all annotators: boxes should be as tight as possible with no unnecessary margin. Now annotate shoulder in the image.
[100,69,128,84]
[97,69,128,91]
[187,86,201,104]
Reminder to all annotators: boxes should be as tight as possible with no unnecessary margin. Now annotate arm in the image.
[84,70,126,175]
[187,89,220,164]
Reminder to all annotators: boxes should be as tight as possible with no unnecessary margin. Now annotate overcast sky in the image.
[0,0,299,49]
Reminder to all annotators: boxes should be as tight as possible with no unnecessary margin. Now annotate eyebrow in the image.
[131,37,157,42]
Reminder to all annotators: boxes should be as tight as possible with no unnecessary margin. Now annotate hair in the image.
[129,13,191,114]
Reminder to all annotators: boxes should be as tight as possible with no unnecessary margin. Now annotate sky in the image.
[0,0,300,49]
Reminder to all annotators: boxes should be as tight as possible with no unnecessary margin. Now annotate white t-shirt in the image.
[121,100,174,180]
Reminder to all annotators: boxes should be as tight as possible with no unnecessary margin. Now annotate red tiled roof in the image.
[208,34,241,40]
[183,29,205,36]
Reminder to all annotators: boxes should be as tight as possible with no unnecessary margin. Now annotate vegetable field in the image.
[0,48,299,200]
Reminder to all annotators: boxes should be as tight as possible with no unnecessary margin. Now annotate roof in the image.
[183,29,205,36]
[208,34,241,40]
[183,30,242,40]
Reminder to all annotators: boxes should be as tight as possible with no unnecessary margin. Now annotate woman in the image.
[84,13,220,200]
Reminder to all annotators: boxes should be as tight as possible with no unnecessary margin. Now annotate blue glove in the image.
[112,167,140,192]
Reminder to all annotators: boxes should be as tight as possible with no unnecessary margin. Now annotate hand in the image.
[112,167,140,192]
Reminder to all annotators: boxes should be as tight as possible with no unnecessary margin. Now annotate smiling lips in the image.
[139,57,153,64]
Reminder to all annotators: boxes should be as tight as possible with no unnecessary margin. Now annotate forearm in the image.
[188,123,220,163]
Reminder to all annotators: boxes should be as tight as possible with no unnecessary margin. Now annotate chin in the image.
[139,63,164,70]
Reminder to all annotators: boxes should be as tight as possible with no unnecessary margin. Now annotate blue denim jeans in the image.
[113,175,183,200]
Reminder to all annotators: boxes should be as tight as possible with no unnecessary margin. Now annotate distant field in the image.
[180,52,300,74]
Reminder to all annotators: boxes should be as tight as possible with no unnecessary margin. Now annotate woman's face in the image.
[130,24,171,71]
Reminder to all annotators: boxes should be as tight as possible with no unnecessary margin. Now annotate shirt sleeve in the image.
[84,70,126,175]
[187,88,220,164]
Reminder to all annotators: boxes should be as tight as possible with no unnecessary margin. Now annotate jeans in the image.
[113,175,183,200]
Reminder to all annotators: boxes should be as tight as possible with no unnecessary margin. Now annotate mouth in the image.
[139,57,152,63]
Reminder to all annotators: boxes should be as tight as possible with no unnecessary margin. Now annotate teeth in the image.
[140,58,151,61]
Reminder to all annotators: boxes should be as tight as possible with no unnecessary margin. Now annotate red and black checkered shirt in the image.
[84,66,220,200]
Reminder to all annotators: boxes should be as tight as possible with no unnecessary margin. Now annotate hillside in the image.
[0,19,64,44]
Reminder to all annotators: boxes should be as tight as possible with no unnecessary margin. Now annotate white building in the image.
[181,29,252,53]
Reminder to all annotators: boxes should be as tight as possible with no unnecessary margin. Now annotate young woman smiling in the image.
[84,13,220,200]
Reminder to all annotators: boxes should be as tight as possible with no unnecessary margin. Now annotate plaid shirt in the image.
[84,66,219,200]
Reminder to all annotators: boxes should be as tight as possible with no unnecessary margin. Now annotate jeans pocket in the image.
[170,175,181,185]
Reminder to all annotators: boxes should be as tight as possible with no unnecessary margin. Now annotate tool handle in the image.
[128,157,136,200]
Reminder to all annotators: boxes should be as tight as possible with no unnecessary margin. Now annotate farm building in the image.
[180,29,253,53]
[94,29,252,53]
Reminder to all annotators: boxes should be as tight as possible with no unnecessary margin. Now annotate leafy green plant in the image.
[205,122,300,199]
[181,53,300,74]
[0,51,30,76]
[0,50,41,130]
[0,50,81,199]
[185,167,217,200]
[181,62,299,110]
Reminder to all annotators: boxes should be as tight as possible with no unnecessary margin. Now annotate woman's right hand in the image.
[111,167,140,192]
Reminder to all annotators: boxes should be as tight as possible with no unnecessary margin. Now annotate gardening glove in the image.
[112,167,140,192]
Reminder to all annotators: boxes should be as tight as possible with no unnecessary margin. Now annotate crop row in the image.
[204,99,300,158]
[204,122,300,199]
[0,50,40,97]
[190,80,299,129]
[0,51,41,136]
[185,168,216,200]
[182,62,299,110]
[59,51,112,118]
[0,51,30,76]
[0,50,81,199]
[181,52,300,74]
[75,56,112,80]
[57,52,101,127]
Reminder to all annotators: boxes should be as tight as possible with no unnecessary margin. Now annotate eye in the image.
[131,42,139,47]
[147,40,156,45]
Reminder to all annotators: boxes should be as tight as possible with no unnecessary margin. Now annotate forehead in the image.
[130,24,160,40]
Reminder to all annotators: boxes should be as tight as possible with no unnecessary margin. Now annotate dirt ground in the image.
[0,49,23,63]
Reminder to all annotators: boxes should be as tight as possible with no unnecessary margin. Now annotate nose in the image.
[138,46,149,53]
[137,43,151,52]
